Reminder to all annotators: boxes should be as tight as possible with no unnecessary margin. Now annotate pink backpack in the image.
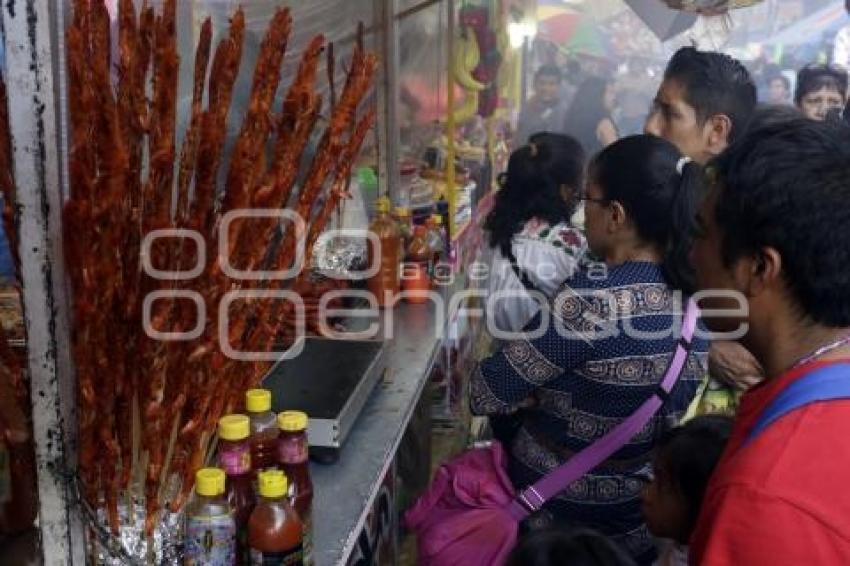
[404,299,699,566]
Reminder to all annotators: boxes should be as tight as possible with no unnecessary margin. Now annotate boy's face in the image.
[645,78,720,165]
[535,75,561,104]
[689,187,752,334]
[641,460,692,544]
[768,78,789,104]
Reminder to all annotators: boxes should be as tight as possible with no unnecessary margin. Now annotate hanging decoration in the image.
[661,0,765,16]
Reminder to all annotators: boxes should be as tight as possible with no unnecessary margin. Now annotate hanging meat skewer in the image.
[63,0,378,541]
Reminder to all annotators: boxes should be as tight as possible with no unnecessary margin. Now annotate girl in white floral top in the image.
[484,133,588,335]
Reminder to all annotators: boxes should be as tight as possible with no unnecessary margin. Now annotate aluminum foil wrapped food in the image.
[311,229,369,280]
[79,480,184,565]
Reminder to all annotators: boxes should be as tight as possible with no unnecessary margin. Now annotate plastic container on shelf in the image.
[402,262,432,304]
[426,215,446,261]
[366,197,401,308]
[248,470,304,565]
[245,389,279,475]
[397,163,420,210]
[277,411,314,565]
[408,174,436,211]
[218,414,257,565]
[184,467,236,566]
[406,225,431,264]
[357,167,379,220]
[393,207,413,252]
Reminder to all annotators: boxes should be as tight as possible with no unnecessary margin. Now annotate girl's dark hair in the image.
[746,103,802,133]
[794,64,849,105]
[590,134,707,294]
[655,415,734,534]
[507,528,636,566]
[563,76,612,155]
[485,133,585,258]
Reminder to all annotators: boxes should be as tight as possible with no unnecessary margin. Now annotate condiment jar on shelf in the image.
[402,225,432,304]
[366,196,401,308]
[245,389,278,475]
[184,467,236,566]
[277,411,314,565]
[248,470,304,565]
[218,414,257,565]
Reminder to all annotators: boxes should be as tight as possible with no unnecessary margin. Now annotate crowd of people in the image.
[474,37,850,566]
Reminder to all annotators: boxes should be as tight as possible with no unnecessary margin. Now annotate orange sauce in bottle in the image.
[248,470,303,565]
[367,197,401,308]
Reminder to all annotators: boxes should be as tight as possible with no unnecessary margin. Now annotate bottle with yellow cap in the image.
[218,414,256,565]
[277,411,313,564]
[367,196,401,308]
[184,467,236,565]
[248,470,304,565]
[245,389,279,474]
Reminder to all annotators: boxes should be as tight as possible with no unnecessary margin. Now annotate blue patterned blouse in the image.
[471,261,708,563]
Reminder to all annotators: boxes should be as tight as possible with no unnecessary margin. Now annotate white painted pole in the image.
[2,1,84,563]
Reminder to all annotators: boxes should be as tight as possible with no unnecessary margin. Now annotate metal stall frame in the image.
[2,0,84,564]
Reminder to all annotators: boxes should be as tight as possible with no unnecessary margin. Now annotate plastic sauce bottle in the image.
[406,225,430,264]
[277,412,314,565]
[184,468,236,566]
[367,196,401,308]
[218,414,257,565]
[245,389,279,474]
[425,215,445,265]
[393,207,413,251]
[248,470,304,565]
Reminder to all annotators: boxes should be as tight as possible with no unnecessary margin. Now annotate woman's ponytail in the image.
[662,160,707,295]
[591,135,708,295]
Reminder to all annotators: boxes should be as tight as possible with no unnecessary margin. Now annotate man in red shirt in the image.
[688,118,850,564]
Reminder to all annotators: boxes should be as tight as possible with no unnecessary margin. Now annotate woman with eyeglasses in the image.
[471,135,710,565]
[794,64,848,122]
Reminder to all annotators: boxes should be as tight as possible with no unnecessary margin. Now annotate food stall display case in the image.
[0,0,528,563]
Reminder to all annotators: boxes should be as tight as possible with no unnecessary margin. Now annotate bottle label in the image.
[184,513,237,566]
[220,444,251,475]
[250,545,304,565]
[277,437,307,465]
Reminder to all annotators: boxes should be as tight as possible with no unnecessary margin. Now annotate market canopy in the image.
[536,2,614,57]
[764,2,847,47]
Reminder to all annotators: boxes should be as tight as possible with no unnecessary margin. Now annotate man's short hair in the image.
[535,64,562,83]
[664,47,757,143]
[711,119,850,326]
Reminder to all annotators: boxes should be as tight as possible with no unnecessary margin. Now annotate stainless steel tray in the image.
[261,337,387,454]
